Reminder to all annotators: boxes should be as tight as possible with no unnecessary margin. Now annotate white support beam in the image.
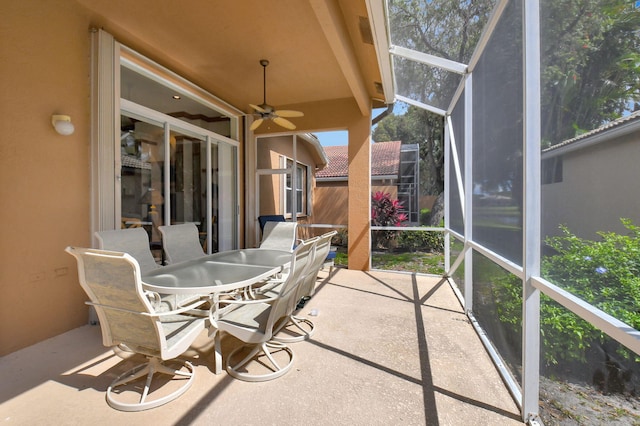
[396,95,447,116]
[390,45,468,75]
[463,73,473,312]
[467,0,510,73]
[522,0,542,421]
[533,277,640,356]
[447,115,465,224]
[309,0,371,116]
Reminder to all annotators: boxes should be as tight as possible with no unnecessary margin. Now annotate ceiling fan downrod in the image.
[260,59,269,107]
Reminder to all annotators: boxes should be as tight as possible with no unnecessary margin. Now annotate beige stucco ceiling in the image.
[76,0,389,131]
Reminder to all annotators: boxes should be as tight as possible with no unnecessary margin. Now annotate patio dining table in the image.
[141,248,292,374]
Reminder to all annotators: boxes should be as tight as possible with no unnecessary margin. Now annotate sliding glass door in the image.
[120,107,238,258]
[91,29,242,259]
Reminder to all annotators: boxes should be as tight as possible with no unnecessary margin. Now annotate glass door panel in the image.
[120,115,166,261]
[216,142,238,251]
[120,111,238,258]
[169,130,207,250]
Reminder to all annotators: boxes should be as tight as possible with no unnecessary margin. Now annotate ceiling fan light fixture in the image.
[249,59,303,131]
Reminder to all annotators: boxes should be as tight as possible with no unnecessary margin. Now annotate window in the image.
[283,157,309,217]
[542,156,563,184]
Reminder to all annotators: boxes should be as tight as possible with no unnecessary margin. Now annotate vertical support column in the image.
[444,116,451,272]
[522,0,542,421]
[347,113,372,271]
[464,73,474,312]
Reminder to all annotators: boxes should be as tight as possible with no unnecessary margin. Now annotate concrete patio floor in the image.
[0,268,523,425]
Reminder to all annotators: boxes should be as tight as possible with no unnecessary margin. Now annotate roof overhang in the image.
[77,0,395,133]
[542,113,640,159]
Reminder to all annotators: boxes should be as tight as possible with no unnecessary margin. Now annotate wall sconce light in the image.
[51,114,75,136]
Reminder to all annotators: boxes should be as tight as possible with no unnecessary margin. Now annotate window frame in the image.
[281,156,310,218]
[91,28,243,251]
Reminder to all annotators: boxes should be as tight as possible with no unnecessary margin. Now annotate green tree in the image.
[387,0,494,107]
[382,0,640,228]
[541,0,640,143]
[373,106,444,198]
[380,1,498,226]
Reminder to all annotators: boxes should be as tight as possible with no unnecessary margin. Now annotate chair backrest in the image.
[297,230,337,298]
[259,221,298,251]
[65,247,166,355]
[265,237,318,338]
[258,215,286,232]
[158,223,205,264]
[95,228,159,275]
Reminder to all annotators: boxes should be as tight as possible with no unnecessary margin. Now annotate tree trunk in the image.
[428,192,445,227]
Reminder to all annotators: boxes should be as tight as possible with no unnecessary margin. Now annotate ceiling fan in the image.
[249,59,304,131]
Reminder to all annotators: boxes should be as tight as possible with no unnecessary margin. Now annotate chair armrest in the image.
[153,297,210,317]
[208,293,277,327]
[218,296,277,306]
[85,298,209,318]
[253,277,285,295]
[144,290,163,310]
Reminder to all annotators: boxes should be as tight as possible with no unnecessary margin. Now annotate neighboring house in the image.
[314,141,421,225]
[541,111,640,241]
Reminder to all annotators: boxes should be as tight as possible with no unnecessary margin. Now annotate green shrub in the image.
[420,208,431,225]
[332,228,348,247]
[396,229,444,252]
[493,219,640,367]
[542,219,640,363]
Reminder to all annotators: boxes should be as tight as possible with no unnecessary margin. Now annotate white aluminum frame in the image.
[120,99,240,253]
[376,0,640,422]
[522,0,542,420]
[91,28,241,253]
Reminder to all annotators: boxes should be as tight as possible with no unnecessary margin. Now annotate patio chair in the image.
[258,231,334,342]
[257,214,286,232]
[270,230,337,343]
[209,237,317,382]
[95,228,160,274]
[298,230,337,298]
[158,223,205,264]
[259,221,299,251]
[96,227,202,310]
[65,247,208,412]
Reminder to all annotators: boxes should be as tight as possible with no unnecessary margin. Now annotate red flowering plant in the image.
[371,191,408,248]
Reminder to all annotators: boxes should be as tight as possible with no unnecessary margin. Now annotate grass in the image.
[334,248,445,275]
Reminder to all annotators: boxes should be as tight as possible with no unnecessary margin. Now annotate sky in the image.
[315,102,408,147]
[315,130,349,147]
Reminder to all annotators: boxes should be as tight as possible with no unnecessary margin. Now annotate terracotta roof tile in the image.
[317,141,401,179]
[543,110,640,153]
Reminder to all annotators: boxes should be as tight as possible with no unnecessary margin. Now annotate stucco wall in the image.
[0,0,374,355]
[542,131,640,241]
[0,0,93,355]
[313,182,397,228]
[256,135,318,217]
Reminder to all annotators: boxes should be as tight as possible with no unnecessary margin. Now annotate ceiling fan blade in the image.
[273,116,296,130]
[250,103,267,114]
[250,118,264,131]
[274,110,304,118]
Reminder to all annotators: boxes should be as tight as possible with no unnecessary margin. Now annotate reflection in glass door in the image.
[120,113,237,261]
[169,131,208,250]
[216,142,238,251]
[119,117,166,260]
